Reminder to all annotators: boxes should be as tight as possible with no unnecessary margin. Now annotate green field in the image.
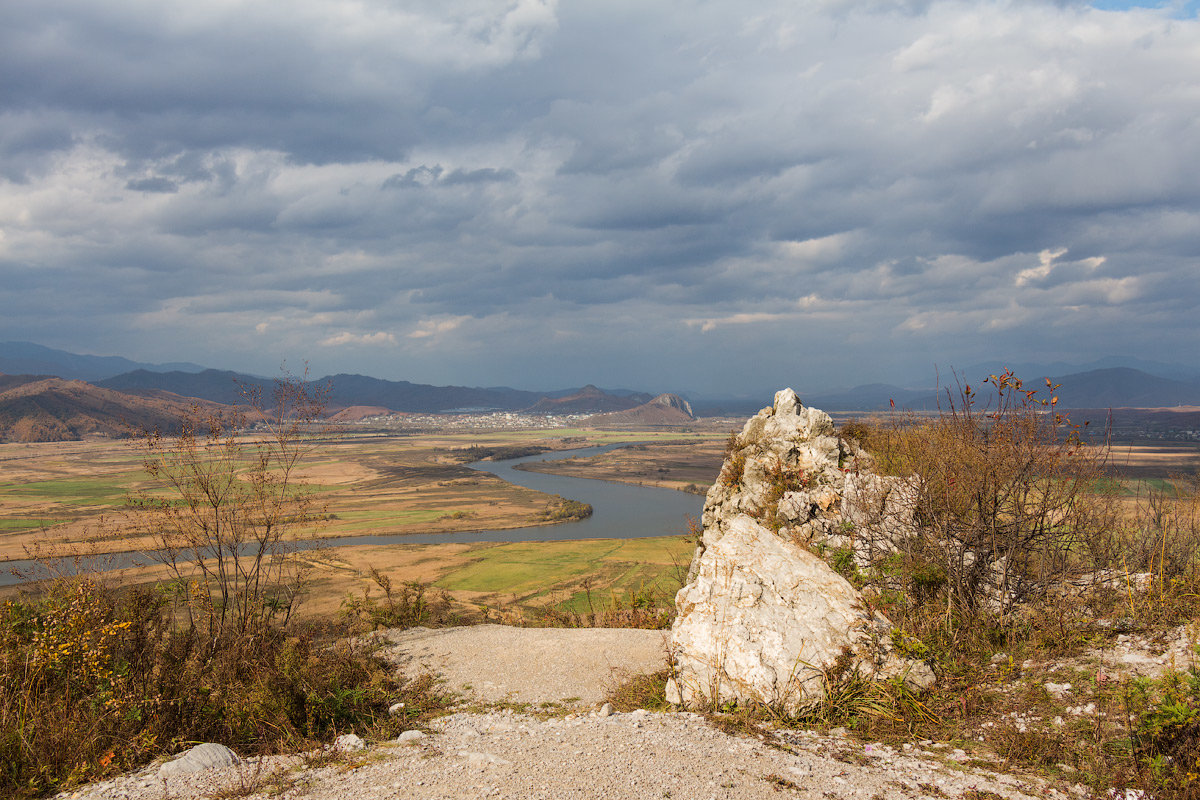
[435,537,694,606]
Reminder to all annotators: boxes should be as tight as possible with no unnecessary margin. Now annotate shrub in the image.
[0,577,441,798]
[341,568,468,632]
[127,372,328,648]
[537,495,593,522]
[0,373,450,797]
[857,371,1117,626]
[718,431,747,488]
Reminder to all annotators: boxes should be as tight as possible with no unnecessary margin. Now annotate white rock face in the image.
[669,389,932,712]
[158,743,240,776]
[669,515,889,712]
[696,389,868,565]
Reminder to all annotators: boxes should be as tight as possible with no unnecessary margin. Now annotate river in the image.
[1,442,704,586]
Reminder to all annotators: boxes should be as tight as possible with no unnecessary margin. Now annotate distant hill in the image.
[1046,367,1200,409]
[0,373,57,392]
[327,405,397,422]
[964,357,1200,385]
[801,368,1200,412]
[0,341,205,382]
[523,385,651,414]
[98,369,266,406]
[0,377,226,442]
[319,374,544,413]
[589,393,695,426]
[101,369,554,413]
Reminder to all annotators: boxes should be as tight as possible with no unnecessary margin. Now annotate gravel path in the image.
[60,709,1079,800]
[375,624,671,706]
[56,625,1086,800]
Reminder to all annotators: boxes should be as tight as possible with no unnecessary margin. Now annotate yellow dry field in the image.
[0,426,708,617]
[1105,443,1200,478]
[0,430,632,561]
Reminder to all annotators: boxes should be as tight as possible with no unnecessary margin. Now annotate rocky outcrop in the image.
[589,392,695,426]
[667,389,932,713]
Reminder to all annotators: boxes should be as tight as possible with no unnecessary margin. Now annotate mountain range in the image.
[0,376,228,442]
[2,342,1200,443]
[0,341,205,382]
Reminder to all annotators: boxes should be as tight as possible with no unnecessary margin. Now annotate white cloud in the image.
[407,316,470,339]
[1016,248,1070,286]
[319,331,397,346]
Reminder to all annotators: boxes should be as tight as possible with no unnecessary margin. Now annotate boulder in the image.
[159,743,240,776]
[334,733,367,752]
[668,389,932,712]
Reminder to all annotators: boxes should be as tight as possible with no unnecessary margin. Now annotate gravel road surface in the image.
[56,625,1084,800]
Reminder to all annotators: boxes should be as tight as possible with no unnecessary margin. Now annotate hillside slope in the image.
[0,377,224,442]
[589,393,695,425]
[523,384,650,414]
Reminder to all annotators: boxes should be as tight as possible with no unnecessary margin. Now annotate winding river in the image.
[2,443,704,586]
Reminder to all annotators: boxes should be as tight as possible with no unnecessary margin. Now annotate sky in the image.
[2,0,1198,397]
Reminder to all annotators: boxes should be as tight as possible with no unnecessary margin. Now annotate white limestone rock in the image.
[696,389,869,567]
[670,515,889,712]
[670,389,932,713]
[334,733,367,752]
[159,743,240,776]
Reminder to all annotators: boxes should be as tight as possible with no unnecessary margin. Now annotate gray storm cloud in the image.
[1,0,1197,393]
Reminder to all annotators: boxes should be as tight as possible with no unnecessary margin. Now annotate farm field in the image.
[3,423,1196,621]
[0,424,712,617]
[0,428,655,561]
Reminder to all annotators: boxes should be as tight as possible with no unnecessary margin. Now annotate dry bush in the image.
[341,568,470,632]
[0,576,442,798]
[126,372,328,650]
[856,371,1118,627]
[718,430,747,488]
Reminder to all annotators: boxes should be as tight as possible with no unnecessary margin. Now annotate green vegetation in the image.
[435,537,691,598]
[0,519,58,531]
[536,494,593,522]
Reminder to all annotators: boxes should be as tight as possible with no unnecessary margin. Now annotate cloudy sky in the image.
[2,0,1198,396]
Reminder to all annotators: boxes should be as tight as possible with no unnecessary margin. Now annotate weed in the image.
[718,432,748,489]
[208,760,297,799]
[605,668,673,712]
[341,569,467,632]
[763,772,802,791]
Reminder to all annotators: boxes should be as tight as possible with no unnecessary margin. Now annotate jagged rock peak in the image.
[772,387,802,415]
[648,393,693,418]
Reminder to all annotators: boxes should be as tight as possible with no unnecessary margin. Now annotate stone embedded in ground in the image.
[334,733,367,752]
[397,729,427,743]
[669,388,932,712]
[158,743,240,776]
